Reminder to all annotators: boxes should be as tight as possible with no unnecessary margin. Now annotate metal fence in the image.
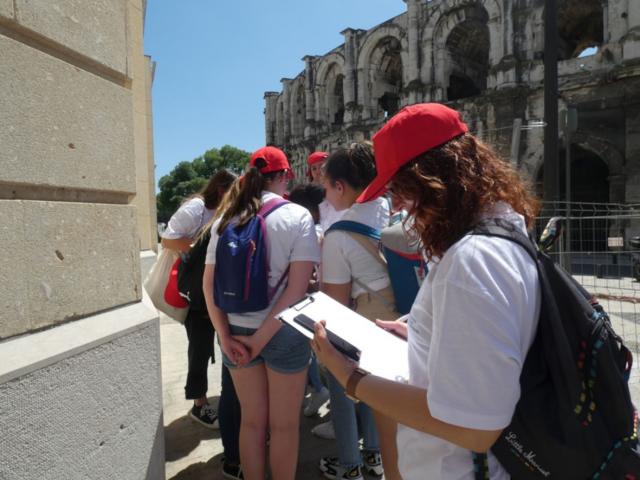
[535,202,640,387]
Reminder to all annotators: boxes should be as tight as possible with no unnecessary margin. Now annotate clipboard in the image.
[277,292,409,383]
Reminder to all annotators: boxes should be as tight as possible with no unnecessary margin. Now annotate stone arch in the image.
[315,53,346,129]
[533,132,624,202]
[558,0,604,59]
[571,131,624,177]
[422,0,504,92]
[289,77,306,140]
[356,24,408,121]
[315,52,345,87]
[534,133,622,252]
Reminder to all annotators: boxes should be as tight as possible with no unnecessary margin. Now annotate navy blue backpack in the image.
[214,198,289,314]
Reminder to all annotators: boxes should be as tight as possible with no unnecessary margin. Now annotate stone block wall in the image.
[0,1,163,478]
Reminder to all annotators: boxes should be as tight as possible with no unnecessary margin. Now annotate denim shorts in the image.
[222,324,311,374]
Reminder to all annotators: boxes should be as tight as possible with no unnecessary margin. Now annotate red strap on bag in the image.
[165,257,189,308]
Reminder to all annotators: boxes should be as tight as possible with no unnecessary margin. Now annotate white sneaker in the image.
[304,387,330,417]
[311,420,336,440]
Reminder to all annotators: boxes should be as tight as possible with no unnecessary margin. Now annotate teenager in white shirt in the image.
[160,170,235,424]
[307,150,346,232]
[319,143,400,480]
[162,169,245,479]
[312,104,541,480]
[203,147,320,480]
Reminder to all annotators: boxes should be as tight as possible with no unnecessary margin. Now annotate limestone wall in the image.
[0,1,163,478]
[0,0,158,338]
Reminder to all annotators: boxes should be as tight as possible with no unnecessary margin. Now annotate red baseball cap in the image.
[307,151,328,166]
[357,103,469,203]
[306,151,328,179]
[250,146,294,179]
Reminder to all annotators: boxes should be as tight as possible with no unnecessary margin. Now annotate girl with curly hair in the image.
[312,103,541,479]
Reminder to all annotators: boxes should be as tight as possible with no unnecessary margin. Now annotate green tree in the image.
[156,145,250,222]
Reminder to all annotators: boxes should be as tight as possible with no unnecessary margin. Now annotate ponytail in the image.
[215,158,285,234]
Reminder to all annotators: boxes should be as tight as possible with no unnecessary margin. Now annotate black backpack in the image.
[472,220,640,479]
[177,230,210,313]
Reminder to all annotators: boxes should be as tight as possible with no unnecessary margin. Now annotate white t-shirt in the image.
[397,202,541,480]
[319,199,346,233]
[205,191,321,329]
[321,197,390,298]
[162,197,214,240]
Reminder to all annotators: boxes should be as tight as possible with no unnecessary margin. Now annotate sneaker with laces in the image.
[189,403,219,429]
[361,450,383,476]
[304,387,330,417]
[319,457,363,480]
[311,420,335,440]
[221,459,244,480]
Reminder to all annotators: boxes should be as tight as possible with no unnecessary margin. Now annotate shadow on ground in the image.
[168,452,224,480]
[165,396,221,463]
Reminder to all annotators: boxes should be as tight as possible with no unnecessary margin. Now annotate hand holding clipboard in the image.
[293,313,361,362]
[277,292,409,383]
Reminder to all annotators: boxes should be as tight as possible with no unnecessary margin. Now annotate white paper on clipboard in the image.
[277,292,409,383]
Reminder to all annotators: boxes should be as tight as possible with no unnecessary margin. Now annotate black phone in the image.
[294,313,361,362]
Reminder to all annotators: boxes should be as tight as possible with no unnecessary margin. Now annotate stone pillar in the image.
[623,0,640,59]
[629,0,640,31]
[275,97,285,146]
[625,106,640,202]
[403,0,421,84]
[281,78,293,144]
[606,0,626,44]
[433,48,448,100]
[264,92,279,145]
[609,174,626,204]
[341,28,362,125]
[303,56,316,138]
[313,85,322,124]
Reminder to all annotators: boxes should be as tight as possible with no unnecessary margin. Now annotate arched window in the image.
[371,37,403,119]
[558,0,603,60]
[445,5,490,101]
[536,146,610,252]
[326,67,345,128]
[290,81,306,140]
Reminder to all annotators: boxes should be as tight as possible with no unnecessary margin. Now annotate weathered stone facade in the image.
[265,0,640,206]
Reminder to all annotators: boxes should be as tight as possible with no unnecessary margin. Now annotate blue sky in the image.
[145,1,406,185]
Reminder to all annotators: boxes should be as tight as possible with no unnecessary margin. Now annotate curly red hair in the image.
[389,133,540,260]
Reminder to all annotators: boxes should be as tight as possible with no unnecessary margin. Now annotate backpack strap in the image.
[470,219,537,480]
[327,221,386,267]
[258,197,291,299]
[258,197,289,218]
[472,452,489,480]
[472,219,537,262]
[328,220,382,240]
[327,220,395,312]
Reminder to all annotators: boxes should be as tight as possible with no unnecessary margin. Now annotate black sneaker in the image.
[319,457,364,480]
[362,450,383,476]
[222,459,244,480]
[189,403,219,429]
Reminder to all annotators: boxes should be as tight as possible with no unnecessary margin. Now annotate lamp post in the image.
[543,0,560,210]
[561,107,578,272]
